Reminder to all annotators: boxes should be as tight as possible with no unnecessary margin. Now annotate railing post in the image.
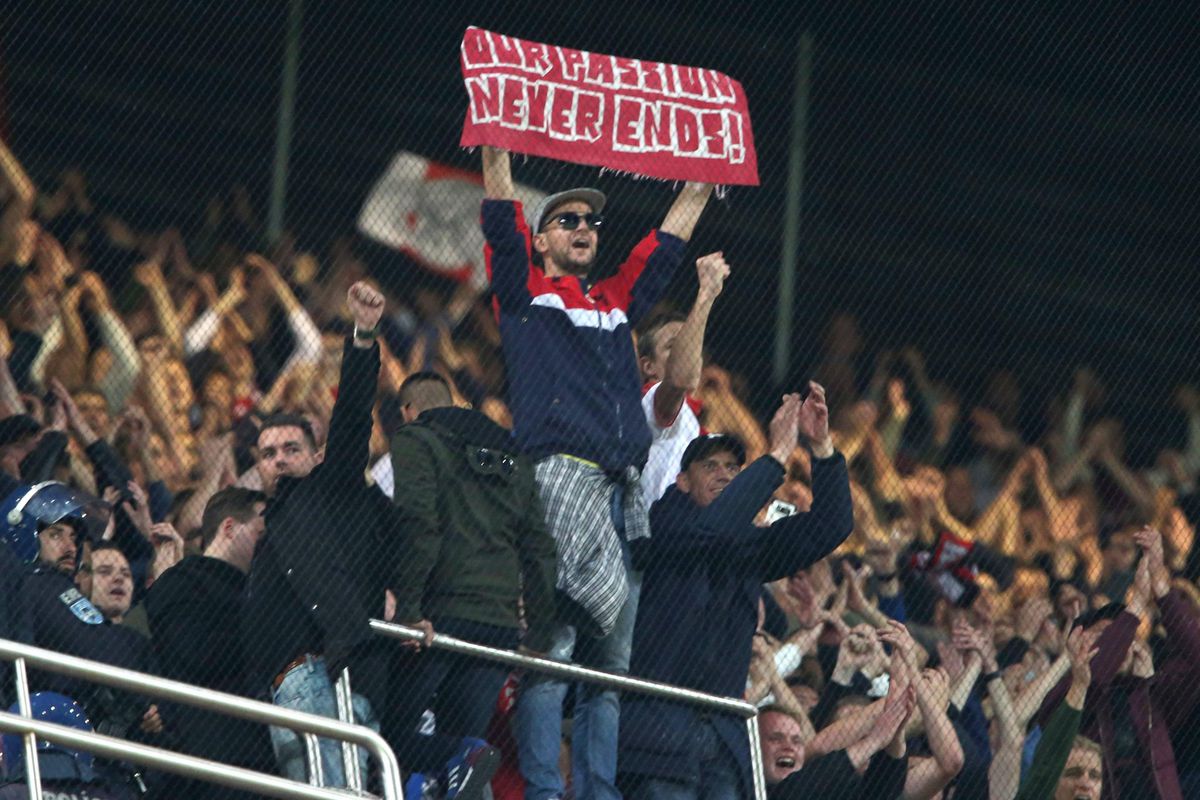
[304,733,325,787]
[0,639,400,799]
[746,713,766,800]
[336,667,363,792]
[14,657,41,800]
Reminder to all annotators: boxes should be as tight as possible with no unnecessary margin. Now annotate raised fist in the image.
[347,281,385,331]
[695,252,730,300]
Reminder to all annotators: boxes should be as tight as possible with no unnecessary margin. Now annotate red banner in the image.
[459,27,759,186]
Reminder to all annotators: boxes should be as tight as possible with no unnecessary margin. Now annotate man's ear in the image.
[532,232,549,256]
[638,355,654,381]
[676,471,691,495]
[314,447,325,464]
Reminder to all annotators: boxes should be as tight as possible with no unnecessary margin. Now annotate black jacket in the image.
[144,555,274,799]
[242,339,396,702]
[0,541,32,707]
[389,406,558,650]
[770,751,909,800]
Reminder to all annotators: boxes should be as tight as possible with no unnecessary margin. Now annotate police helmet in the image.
[1,692,96,781]
[0,481,99,565]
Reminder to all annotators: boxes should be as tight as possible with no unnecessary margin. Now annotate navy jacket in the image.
[619,452,854,792]
[481,199,684,471]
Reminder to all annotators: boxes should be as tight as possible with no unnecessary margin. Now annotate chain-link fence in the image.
[2,2,1199,799]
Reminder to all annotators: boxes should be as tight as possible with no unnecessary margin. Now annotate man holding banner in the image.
[481,144,711,800]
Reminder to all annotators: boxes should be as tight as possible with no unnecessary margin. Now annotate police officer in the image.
[0,692,135,799]
[0,482,161,747]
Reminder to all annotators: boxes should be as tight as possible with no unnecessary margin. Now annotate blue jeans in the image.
[269,655,378,787]
[626,720,743,800]
[515,484,641,800]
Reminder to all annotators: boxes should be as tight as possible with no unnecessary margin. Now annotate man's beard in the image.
[552,244,596,275]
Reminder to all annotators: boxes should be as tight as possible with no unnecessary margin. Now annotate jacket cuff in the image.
[523,625,557,655]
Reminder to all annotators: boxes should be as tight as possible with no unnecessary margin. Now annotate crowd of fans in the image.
[1,129,1200,800]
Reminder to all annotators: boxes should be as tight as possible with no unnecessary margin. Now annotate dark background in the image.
[4,1,1198,460]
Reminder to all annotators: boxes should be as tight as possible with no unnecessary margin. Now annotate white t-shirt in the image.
[641,381,702,505]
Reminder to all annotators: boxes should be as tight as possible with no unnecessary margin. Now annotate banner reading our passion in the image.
[459,27,759,186]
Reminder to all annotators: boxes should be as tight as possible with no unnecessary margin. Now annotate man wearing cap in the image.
[617,387,854,800]
[481,146,713,800]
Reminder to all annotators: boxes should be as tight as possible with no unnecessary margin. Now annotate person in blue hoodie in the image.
[618,385,853,800]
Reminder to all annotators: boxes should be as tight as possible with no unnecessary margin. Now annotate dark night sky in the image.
[4,0,1199,458]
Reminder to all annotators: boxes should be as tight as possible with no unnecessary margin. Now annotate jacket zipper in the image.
[1148,703,1164,799]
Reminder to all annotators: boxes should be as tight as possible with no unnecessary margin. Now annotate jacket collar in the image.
[416,407,514,450]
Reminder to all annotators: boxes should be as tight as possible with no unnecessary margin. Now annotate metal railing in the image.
[0,638,402,800]
[369,619,768,800]
[0,710,359,800]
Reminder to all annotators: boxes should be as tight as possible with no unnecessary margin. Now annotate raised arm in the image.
[184,269,247,357]
[653,253,728,426]
[760,384,854,577]
[52,283,89,389]
[902,668,965,800]
[482,146,515,200]
[246,254,322,368]
[133,259,185,356]
[0,139,35,256]
[321,283,383,487]
[658,182,713,241]
[78,271,142,410]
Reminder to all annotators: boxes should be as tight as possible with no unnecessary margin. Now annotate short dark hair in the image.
[200,487,266,549]
[757,704,794,719]
[82,541,127,572]
[258,413,317,451]
[399,371,453,415]
[636,311,687,361]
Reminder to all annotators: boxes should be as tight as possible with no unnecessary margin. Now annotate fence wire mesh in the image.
[1,2,1199,800]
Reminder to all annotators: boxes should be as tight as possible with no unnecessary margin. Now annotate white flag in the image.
[357,151,545,289]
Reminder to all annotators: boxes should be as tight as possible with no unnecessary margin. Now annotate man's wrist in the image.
[352,324,378,348]
[810,437,835,459]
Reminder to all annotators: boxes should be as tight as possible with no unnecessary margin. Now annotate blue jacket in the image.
[481,199,685,471]
[619,452,854,791]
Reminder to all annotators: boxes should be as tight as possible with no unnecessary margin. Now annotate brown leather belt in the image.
[272,653,320,691]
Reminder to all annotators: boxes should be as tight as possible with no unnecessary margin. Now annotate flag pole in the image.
[267,0,303,245]
[774,32,813,388]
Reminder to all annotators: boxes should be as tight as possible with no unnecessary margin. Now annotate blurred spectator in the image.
[145,486,274,800]
[242,283,391,789]
[383,370,558,797]
[1034,526,1200,799]
[481,145,713,800]
[636,252,729,505]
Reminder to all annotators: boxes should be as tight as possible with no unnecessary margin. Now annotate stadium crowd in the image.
[1,133,1199,800]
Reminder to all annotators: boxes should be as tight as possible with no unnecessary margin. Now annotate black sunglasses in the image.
[544,211,604,232]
